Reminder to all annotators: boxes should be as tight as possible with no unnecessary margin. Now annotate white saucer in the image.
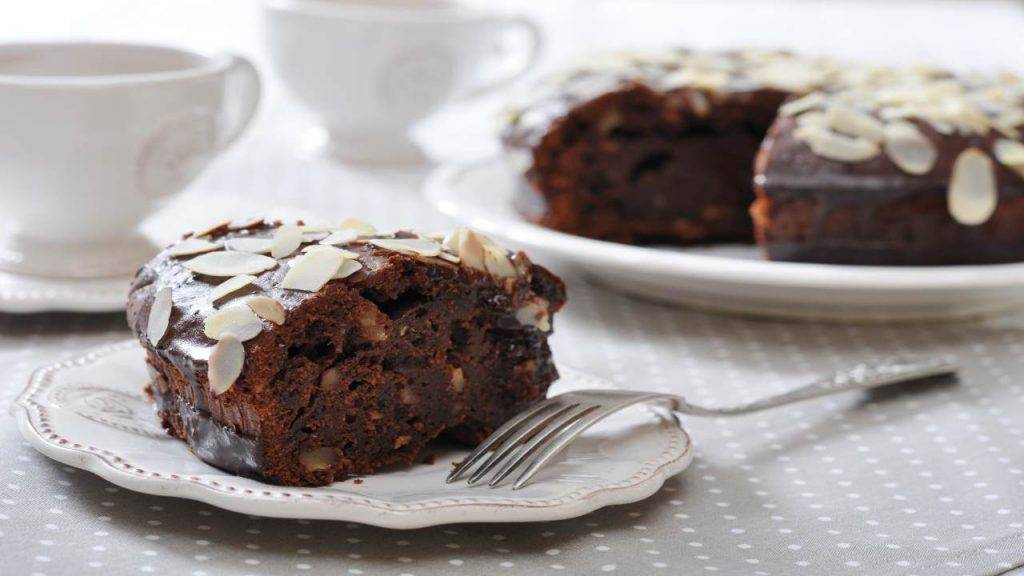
[13,341,692,528]
[424,156,1024,322]
[0,269,128,314]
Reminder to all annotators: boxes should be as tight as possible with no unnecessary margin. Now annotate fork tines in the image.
[446,396,601,490]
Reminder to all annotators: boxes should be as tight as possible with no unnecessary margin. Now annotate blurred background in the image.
[2,0,1022,243]
[7,0,1023,163]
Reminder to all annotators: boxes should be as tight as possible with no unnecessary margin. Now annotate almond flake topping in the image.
[994,139,1024,168]
[369,237,442,258]
[281,249,345,292]
[948,148,998,225]
[483,244,517,278]
[208,334,244,396]
[146,287,173,346]
[168,238,222,257]
[303,244,360,259]
[515,299,551,332]
[193,220,231,238]
[210,274,257,303]
[438,252,460,264]
[827,105,886,142]
[245,296,286,325]
[795,125,879,162]
[339,218,377,236]
[204,305,265,342]
[224,237,273,254]
[203,305,264,340]
[228,217,263,230]
[333,258,363,279]
[271,225,303,259]
[779,92,826,117]
[183,251,277,277]
[301,232,329,243]
[319,229,359,246]
[444,228,516,278]
[883,121,938,175]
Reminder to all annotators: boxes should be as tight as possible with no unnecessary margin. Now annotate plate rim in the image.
[12,340,694,528]
[0,271,128,313]
[423,156,1024,292]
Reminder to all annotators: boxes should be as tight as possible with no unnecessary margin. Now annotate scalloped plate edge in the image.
[12,341,694,528]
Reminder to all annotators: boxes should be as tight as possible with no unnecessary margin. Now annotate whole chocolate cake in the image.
[502,49,842,244]
[127,219,566,487]
[754,72,1024,264]
[503,49,1024,265]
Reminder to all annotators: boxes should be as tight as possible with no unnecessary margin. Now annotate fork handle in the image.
[669,357,957,417]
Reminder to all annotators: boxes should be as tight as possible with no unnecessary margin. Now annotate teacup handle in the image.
[218,53,262,149]
[458,14,544,100]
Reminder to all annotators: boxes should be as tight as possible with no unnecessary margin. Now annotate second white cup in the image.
[263,0,544,163]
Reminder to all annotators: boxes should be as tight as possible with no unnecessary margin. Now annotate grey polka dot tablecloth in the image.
[6,296,1024,576]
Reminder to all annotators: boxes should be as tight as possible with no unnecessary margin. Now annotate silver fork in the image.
[447,357,957,490]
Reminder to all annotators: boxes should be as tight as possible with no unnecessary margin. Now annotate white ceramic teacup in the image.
[0,42,261,278]
[262,0,543,163]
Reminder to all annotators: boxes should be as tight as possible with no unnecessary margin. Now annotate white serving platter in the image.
[424,157,1024,321]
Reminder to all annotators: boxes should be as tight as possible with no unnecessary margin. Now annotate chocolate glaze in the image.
[151,375,265,478]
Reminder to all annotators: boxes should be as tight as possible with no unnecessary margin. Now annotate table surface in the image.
[5,1,1024,575]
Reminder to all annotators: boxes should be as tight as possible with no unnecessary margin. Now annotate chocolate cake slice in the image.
[502,49,841,244]
[753,71,1024,265]
[127,219,566,487]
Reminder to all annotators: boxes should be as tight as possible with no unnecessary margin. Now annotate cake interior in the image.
[146,257,559,486]
[525,83,788,244]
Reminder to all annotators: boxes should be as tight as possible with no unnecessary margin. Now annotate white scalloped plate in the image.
[12,341,692,528]
[0,270,129,313]
[423,156,1024,322]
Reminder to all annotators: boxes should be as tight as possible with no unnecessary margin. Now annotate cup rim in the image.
[262,0,500,23]
[0,41,234,87]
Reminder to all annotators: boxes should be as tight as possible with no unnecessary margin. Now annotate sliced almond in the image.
[204,306,264,342]
[883,121,938,175]
[210,274,256,303]
[146,287,173,346]
[182,251,277,277]
[442,229,465,254]
[796,126,879,163]
[438,251,460,264]
[369,237,442,258]
[168,238,222,257]
[456,229,487,271]
[299,447,339,472]
[779,92,826,117]
[298,224,338,234]
[827,105,885,142]
[515,299,551,332]
[208,334,244,396]
[281,249,344,292]
[302,244,360,259]
[271,225,303,259]
[245,296,286,325]
[483,244,516,278]
[994,139,1024,168]
[796,111,828,128]
[339,218,377,236]
[227,217,263,230]
[301,231,329,243]
[319,229,359,247]
[193,220,231,238]
[948,148,998,225]
[333,258,363,279]
[224,237,273,254]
